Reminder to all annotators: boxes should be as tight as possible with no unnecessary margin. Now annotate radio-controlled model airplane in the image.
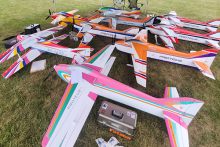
[42,45,204,147]
[74,21,139,46]
[46,9,100,26]
[0,26,92,78]
[159,11,220,32]
[97,7,141,19]
[146,19,220,50]
[115,30,217,87]
[101,16,156,29]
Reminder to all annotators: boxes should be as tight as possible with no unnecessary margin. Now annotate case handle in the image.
[112,110,123,119]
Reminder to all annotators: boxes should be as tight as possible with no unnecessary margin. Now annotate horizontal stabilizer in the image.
[164,87,179,98]
[163,110,189,147]
[206,31,220,38]
[159,36,175,50]
[193,60,215,79]
[2,49,43,78]
[89,17,103,24]
[206,19,220,26]
[123,27,139,35]
[80,33,95,46]
[101,57,116,76]
[206,27,217,32]
[48,34,69,44]
[206,40,220,50]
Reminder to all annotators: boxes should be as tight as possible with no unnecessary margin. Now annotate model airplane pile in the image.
[1,7,220,147]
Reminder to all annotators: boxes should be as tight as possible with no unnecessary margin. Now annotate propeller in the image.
[43,68,55,82]
[45,9,55,20]
[45,9,52,20]
[2,32,25,41]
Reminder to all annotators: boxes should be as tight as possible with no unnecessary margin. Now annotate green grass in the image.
[0,0,220,146]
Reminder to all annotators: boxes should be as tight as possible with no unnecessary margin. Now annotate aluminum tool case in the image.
[97,101,137,140]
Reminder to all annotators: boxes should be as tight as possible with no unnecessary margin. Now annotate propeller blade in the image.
[43,68,55,82]
[49,9,51,15]
[45,15,50,20]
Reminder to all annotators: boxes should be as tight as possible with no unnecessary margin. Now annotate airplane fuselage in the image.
[115,41,216,69]
[147,26,220,47]
[55,64,203,125]
[74,23,137,40]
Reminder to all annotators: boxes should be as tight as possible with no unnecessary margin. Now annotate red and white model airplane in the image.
[159,11,220,32]
[42,45,204,147]
[146,18,220,50]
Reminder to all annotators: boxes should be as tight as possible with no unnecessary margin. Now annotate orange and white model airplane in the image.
[115,29,217,87]
[74,21,139,46]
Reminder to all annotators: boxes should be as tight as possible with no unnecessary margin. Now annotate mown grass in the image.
[0,0,220,146]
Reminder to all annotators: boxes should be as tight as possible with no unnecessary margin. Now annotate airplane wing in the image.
[89,17,104,24]
[164,87,179,98]
[34,25,66,38]
[79,33,95,47]
[159,36,175,50]
[193,60,215,79]
[51,15,66,25]
[42,45,116,147]
[131,42,147,87]
[206,40,220,50]
[48,34,69,44]
[82,45,115,72]
[2,49,43,78]
[66,9,79,15]
[42,79,98,147]
[163,110,189,147]
[2,34,70,78]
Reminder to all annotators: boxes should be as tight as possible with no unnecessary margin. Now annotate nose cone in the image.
[54,64,69,74]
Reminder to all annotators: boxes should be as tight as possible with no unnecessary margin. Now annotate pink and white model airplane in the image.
[42,45,204,147]
[146,19,220,50]
[0,26,92,78]
[159,11,220,32]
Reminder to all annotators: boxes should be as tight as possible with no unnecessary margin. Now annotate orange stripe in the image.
[47,84,73,136]
[168,120,177,147]
[94,84,193,119]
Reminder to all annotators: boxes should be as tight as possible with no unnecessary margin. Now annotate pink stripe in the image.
[82,64,102,73]
[42,81,72,146]
[90,70,203,107]
[42,136,49,147]
[164,110,187,130]
[88,92,98,101]
[23,56,30,64]
[164,87,169,98]
[82,73,96,85]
